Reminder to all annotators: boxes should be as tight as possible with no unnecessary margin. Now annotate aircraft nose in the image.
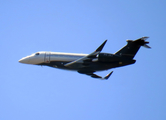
[19,57,30,64]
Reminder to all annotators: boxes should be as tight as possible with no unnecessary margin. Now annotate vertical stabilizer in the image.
[114,37,150,59]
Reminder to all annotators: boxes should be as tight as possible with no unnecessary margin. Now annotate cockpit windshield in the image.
[35,53,40,55]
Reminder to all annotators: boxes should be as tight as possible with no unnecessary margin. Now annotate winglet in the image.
[95,40,107,52]
[103,71,113,80]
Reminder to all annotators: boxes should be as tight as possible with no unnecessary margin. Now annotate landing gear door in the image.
[44,52,50,63]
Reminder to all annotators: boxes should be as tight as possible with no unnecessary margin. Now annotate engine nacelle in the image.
[98,53,120,62]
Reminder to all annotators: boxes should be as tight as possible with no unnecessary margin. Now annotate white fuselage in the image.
[19,51,88,65]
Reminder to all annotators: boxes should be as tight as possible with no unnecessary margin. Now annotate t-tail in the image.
[114,37,151,59]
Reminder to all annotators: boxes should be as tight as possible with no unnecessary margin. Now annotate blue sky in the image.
[0,0,166,120]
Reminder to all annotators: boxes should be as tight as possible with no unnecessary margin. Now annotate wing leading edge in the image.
[64,40,107,67]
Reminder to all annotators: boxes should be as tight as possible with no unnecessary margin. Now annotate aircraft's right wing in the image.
[78,71,113,80]
[64,40,107,68]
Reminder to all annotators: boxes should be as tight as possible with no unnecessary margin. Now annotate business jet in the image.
[19,37,150,80]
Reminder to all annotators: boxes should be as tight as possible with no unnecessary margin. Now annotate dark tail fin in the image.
[114,37,150,59]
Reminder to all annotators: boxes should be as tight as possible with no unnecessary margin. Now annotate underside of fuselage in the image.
[37,59,136,72]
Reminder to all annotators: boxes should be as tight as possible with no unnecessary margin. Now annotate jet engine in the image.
[98,53,120,62]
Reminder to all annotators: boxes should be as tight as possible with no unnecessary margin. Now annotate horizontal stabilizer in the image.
[139,36,149,41]
[143,44,151,48]
[135,36,151,48]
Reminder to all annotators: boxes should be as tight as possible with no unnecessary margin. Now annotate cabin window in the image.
[35,53,40,55]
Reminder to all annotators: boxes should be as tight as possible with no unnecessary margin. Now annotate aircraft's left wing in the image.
[64,40,107,68]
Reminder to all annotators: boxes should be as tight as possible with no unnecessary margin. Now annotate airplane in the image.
[19,37,150,80]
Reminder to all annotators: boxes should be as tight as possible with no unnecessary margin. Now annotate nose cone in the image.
[19,57,30,64]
